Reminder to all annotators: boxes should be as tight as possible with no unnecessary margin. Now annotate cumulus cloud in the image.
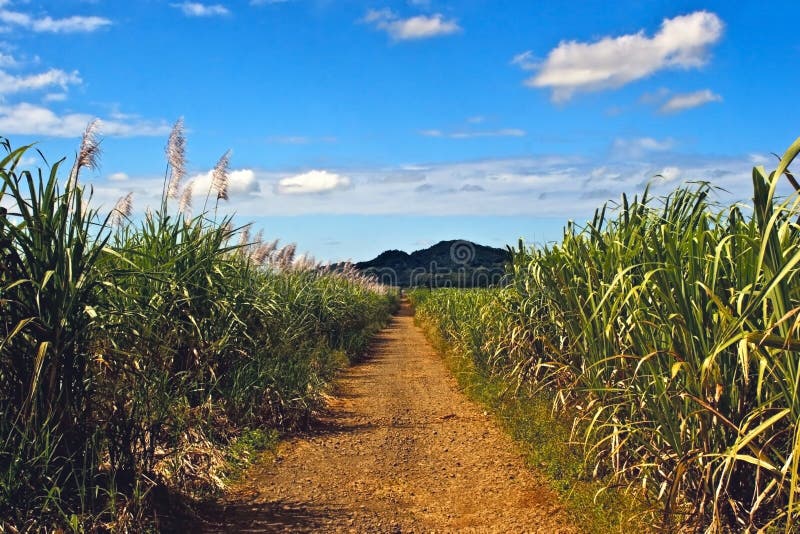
[108,172,129,182]
[187,168,259,196]
[277,170,350,195]
[516,11,723,101]
[171,2,230,17]
[0,103,171,137]
[362,8,461,40]
[0,7,111,33]
[660,89,722,113]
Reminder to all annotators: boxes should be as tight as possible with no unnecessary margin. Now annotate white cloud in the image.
[266,135,337,145]
[43,92,68,102]
[655,166,681,182]
[0,102,170,137]
[31,15,111,33]
[226,153,757,218]
[82,151,771,226]
[277,170,351,194]
[0,68,80,95]
[612,137,675,159]
[660,89,722,113]
[511,50,537,70]
[362,8,461,40]
[268,135,310,144]
[171,2,230,17]
[108,172,129,182]
[0,9,111,33]
[420,128,525,139]
[187,168,259,196]
[451,129,525,139]
[0,51,16,67]
[518,11,723,101]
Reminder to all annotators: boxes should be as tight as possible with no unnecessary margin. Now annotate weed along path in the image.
[199,302,578,533]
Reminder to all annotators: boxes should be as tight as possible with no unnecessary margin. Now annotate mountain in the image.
[348,240,510,288]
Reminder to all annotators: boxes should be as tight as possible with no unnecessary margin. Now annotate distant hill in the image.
[344,240,510,288]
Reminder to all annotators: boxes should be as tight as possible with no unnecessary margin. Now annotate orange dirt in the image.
[197,302,580,533]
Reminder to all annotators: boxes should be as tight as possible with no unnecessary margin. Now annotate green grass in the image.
[223,428,280,483]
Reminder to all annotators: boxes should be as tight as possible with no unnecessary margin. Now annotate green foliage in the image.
[0,137,396,531]
[223,428,279,482]
[410,137,800,532]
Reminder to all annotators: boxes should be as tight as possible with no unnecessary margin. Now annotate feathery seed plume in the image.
[238,224,251,250]
[252,229,264,249]
[264,238,279,257]
[277,243,297,269]
[69,119,101,190]
[251,242,272,264]
[110,192,133,226]
[166,118,186,199]
[211,149,231,201]
[179,179,194,214]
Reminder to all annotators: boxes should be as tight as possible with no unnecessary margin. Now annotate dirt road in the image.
[199,302,578,533]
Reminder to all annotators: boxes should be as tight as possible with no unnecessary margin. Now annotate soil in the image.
[195,302,580,533]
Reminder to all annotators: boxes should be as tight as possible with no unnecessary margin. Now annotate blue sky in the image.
[2,0,799,261]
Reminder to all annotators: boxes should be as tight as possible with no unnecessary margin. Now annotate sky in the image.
[2,0,800,261]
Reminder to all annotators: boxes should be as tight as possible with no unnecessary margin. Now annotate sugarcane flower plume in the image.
[238,224,251,250]
[179,179,194,214]
[166,117,186,199]
[212,149,231,201]
[110,192,133,226]
[69,119,101,190]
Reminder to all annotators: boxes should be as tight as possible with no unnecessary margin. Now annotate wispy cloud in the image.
[420,128,525,139]
[660,89,722,113]
[108,172,129,182]
[362,8,461,41]
[0,51,16,67]
[612,137,675,159]
[83,149,768,224]
[0,103,171,137]
[277,170,351,194]
[0,5,111,33]
[171,2,230,17]
[266,135,337,145]
[0,68,81,95]
[43,92,68,102]
[515,11,723,101]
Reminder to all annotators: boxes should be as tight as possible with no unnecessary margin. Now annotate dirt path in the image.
[198,302,579,533]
